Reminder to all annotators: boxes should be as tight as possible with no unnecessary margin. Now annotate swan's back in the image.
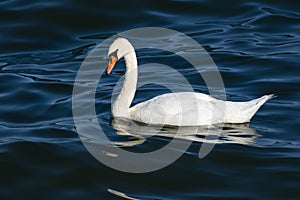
[130,92,223,126]
[129,92,274,126]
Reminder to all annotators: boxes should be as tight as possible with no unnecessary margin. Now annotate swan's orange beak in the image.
[106,55,118,75]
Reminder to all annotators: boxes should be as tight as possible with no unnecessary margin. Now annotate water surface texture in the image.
[0,0,299,199]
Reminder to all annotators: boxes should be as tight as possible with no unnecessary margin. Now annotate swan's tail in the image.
[246,94,276,120]
[224,94,275,124]
[251,94,276,107]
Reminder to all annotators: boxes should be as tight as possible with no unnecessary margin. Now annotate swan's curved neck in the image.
[112,51,137,117]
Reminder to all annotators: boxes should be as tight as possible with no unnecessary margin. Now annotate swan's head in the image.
[106,38,134,74]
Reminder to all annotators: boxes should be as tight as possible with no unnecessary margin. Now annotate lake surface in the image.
[0,0,299,199]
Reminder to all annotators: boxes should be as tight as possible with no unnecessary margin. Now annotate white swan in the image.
[106,38,274,126]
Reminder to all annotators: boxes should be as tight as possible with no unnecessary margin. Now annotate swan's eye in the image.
[108,49,119,60]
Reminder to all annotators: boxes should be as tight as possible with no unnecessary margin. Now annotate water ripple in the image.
[0,0,299,199]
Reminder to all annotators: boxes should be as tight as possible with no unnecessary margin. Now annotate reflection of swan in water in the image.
[111,118,260,147]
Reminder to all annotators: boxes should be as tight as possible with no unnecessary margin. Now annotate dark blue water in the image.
[1,0,299,199]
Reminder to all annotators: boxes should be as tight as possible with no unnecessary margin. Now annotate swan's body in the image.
[106,38,274,126]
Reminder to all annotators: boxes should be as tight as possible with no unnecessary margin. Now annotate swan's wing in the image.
[129,92,223,126]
